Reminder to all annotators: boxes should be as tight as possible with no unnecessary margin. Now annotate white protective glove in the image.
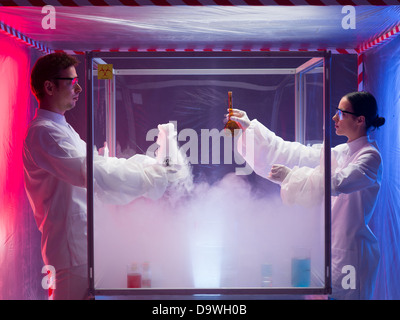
[155,123,178,167]
[268,164,292,184]
[226,109,251,131]
[155,123,191,184]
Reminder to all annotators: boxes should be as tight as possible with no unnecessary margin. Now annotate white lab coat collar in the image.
[35,108,68,127]
[347,135,369,156]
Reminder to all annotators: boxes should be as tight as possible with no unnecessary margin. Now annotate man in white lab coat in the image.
[230,91,385,299]
[23,53,176,299]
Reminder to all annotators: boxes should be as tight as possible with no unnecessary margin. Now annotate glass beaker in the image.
[127,263,142,288]
[291,247,311,287]
[261,263,273,287]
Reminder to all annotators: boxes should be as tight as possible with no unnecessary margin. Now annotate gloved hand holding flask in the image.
[226,108,251,131]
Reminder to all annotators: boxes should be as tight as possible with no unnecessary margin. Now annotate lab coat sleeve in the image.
[25,123,168,204]
[237,119,322,179]
[23,124,86,187]
[280,165,324,207]
[93,153,168,205]
[280,147,381,206]
[331,149,381,196]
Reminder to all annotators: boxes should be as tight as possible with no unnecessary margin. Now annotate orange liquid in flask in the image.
[224,91,240,136]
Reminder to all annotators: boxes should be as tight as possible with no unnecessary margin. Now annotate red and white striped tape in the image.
[1,1,400,6]
[357,53,363,91]
[358,24,400,53]
[0,21,51,54]
[1,13,398,59]
[57,48,359,55]
[356,23,400,91]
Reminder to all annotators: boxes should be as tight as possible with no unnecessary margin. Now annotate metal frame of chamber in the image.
[85,51,332,298]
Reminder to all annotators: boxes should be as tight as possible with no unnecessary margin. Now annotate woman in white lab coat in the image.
[230,91,385,299]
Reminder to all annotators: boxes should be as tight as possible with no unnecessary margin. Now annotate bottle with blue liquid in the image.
[291,247,311,287]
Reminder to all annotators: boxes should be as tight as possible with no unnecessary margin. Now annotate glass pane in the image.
[91,54,327,293]
[304,63,324,146]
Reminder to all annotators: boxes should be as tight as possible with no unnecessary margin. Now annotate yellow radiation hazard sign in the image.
[97,64,113,79]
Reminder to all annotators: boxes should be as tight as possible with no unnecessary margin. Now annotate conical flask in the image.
[224,91,240,136]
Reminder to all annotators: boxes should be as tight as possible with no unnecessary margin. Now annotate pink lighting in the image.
[0,34,33,299]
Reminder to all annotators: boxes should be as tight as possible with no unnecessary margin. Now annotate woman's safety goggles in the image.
[335,107,358,120]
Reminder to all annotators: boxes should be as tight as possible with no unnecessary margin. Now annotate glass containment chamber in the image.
[86,51,332,298]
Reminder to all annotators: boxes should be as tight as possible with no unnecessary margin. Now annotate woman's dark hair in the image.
[345,91,385,130]
[31,52,80,101]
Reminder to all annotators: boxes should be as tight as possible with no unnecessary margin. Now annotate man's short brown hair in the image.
[30,52,79,100]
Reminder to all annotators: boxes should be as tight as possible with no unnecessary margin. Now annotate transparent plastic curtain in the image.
[0,35,45,300]
[364,35,400,300]
[0,6,400,52]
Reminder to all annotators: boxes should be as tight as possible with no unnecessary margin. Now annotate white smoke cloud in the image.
[94,169,325,291]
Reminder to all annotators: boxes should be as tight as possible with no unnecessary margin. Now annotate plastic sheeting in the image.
[364,35,400,300]
[0,48,358,300]
[0,34,45,300]
[0,6,400,52]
